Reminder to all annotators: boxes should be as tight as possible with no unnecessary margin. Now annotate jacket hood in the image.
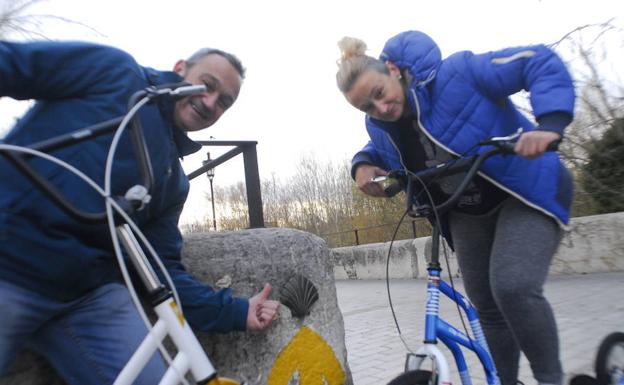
[380,30,441,89]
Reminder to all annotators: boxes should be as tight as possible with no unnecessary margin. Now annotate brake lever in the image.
[488,127,523,142]
[482,127,561,154]
[373,171,406,197]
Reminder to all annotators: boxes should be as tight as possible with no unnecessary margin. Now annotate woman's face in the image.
[345,64,406,122]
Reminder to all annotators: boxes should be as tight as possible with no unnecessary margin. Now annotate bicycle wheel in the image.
[387,370,435,385]
[595,332,624,385]
[569,374,600,385]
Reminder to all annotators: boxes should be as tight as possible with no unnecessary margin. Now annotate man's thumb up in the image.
[246,283,280,331]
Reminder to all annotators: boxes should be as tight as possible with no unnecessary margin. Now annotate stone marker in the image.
[183,227,353,385]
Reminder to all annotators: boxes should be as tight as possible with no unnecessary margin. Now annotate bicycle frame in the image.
[114,224,219,385]
[388,139,531,385]
[406,225,500,385]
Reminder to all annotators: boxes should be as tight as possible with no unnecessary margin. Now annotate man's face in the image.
[173,54,243,132]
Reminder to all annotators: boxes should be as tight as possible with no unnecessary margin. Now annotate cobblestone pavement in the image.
[336,272,624,385]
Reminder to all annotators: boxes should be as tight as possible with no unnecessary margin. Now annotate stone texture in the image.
[332,239,420,280]
[333,234,460,280]
[1,227,353,385]
[554,211,624,274]
[332,212,624,280]
[182,227,353,385]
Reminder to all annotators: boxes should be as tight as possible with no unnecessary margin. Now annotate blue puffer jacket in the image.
[352,31,575,226]
[0,41,247,332]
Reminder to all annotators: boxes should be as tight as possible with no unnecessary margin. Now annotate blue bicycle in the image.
[379,132,541,385]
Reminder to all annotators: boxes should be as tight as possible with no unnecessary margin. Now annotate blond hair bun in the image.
[337,36,367,62]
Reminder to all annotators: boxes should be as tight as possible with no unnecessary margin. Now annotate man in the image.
[0,41,279,385]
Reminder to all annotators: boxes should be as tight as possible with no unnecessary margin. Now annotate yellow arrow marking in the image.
[268,326,346,385]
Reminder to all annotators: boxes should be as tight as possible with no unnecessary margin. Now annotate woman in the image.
[336,31,575,385]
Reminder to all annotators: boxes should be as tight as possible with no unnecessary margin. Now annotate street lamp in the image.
[203,152,217,231]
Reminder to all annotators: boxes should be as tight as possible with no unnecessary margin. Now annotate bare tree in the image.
[204,152,427,247]
[0,0,100,39]
[0,1,104,136]
[550,19,624,215]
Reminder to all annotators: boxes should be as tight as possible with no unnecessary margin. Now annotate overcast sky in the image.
[1,0,621,225]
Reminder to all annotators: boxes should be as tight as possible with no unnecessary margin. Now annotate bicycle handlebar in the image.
[1,82,206,224]
[383,135,560,218]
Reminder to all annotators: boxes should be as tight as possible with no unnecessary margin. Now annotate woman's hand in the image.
[354,164,389,197]
[514,131,561,159]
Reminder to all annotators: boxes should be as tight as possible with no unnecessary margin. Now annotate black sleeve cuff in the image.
[536,112,573,136]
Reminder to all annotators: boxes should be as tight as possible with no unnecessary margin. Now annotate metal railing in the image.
[187,140,264,228]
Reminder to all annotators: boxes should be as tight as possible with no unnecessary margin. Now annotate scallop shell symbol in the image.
[280,274,319,319]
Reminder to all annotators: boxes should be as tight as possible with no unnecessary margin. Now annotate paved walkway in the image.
[335,272,624,385]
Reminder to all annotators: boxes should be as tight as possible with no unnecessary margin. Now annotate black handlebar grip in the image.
[546,139,561,152]
[499,142,517,154]
[384,182,403,198]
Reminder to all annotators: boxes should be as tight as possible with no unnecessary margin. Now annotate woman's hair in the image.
[336,36,388,93]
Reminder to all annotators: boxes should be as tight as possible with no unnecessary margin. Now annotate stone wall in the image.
[333,211,624,280]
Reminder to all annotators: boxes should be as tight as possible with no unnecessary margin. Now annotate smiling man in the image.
[173,48,243,131]
[0,41,279,385]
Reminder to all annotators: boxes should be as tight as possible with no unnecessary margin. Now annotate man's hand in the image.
[514,131,561,159]
[354,164,389,197]
[246,283,280,331]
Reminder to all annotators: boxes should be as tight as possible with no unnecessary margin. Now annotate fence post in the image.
[412,220,417,238]
[354,229,359,245]
[189,140,265,229]
[242,144,264,228]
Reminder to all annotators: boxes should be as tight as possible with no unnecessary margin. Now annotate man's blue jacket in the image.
[352,31,575,226]
[0,41,247,332]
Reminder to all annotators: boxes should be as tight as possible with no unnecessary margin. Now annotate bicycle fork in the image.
[114,224,234,385]
[406,227,500,385]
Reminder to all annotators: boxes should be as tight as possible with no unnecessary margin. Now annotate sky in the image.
[1,0,622,225]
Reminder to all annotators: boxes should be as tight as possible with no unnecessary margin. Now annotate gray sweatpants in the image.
[449,197,563,385]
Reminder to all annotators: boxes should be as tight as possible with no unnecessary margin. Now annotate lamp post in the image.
[203,152,217,231]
